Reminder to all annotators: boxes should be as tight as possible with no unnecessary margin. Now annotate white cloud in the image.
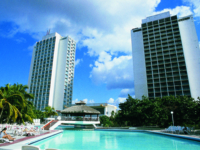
[0,27,19,39]
[116,97,126,104]
[25,43,35,56]
[89,64,93,67]
[154,6,192,18]
[72,98,79,104]
[107,97,127,106]
[15,37,26,43]
[83,98,88,103]
[0,0,161,55]
[73,98,95,104]
[1,0,199,99]
[90,52,134,90]
[75,59,83,67]
[88,100,95,103]
[119,88,134,97]
[183,0,200,18]
[107,98,115,103]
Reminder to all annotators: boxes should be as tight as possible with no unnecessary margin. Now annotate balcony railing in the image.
[63,117,99,122]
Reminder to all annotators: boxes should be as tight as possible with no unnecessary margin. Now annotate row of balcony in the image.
[142,19,178,28]
[143,33,180,40]
[146,61,185,67]
[148,82,189,87]
[143,28,179,36]
[144,43,182,50]
[148,92,191,98]
[143,37,181,44]
[146,69,187,75]
[147,78,188,84]
[146,58,184,64]
[148,89,190,93]
[144,41,181,47]
[147,74,187,79]
[146,62,186,69]
[145,50,183,57]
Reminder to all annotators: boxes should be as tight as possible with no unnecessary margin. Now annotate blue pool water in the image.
[32,130,200,150]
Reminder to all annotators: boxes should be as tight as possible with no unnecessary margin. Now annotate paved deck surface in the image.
[0,130,62,150]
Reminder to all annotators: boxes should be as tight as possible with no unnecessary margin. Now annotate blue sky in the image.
[0,0,199,106]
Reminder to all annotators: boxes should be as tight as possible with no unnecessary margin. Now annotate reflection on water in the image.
[32,131,200,150]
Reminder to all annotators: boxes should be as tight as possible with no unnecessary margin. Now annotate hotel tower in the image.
[28,32,76,111]
[131,12,200,99]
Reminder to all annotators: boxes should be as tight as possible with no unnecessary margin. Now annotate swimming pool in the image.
[31,130,200,150]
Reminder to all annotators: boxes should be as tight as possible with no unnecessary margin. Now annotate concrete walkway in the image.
[0,130,62,150]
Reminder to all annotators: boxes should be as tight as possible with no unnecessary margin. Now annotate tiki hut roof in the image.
[61,102,100,114]
[75,100,86,105]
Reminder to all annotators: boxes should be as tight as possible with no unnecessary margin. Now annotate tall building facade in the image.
[28,32,76,111]
[131,12,200,99]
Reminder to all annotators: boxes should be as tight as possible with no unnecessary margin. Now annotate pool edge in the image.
[95,129,200,142]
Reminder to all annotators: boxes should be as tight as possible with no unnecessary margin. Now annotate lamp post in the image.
[171,111,174,126]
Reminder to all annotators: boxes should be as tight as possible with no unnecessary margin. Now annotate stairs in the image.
[42,120,58,130]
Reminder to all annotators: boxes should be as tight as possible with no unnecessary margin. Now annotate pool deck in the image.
[0,130,63,150]
[148,130,200,141]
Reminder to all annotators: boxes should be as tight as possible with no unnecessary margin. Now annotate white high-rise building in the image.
[131,12,200,100]
[28,32,76,111]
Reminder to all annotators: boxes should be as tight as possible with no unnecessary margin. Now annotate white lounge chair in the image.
[45,149,59,150]
[22,145,40,150]
[164,126,172,132]
[0,138,12,143]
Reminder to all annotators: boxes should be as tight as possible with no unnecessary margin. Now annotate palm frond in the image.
[0,99,5,108]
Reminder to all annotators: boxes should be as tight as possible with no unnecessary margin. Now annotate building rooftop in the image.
[61,101,100,114]
[142,11,170,24]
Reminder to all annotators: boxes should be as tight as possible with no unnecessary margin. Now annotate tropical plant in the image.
[100,115,113,127]
[0,84,24,123]
[44,106,58,118]
[10,83,35,123]
[117,94,200,128]
[32,108,46,123]
[0,83,36,124]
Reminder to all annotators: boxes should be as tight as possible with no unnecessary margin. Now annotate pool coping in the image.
[95,129,200,142]
[0,130,63,150]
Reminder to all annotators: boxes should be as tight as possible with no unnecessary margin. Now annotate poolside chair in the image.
[164,126,172,132]
[45,149,59,150]
[0,138,12,143]
[21,145,41,150]
[176,126,183,134]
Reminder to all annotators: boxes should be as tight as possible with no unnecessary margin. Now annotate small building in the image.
[61,101,100,120]
[47,100,100,130]
[90,104,117,117]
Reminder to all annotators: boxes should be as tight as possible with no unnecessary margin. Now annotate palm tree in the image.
[10,83,34,100]
[10,83,35,123]
[44,106,58,118]
[0,84,24,123]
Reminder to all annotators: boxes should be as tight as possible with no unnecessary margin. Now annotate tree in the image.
[32,108,46,123]
[0,83,36,124]
[117,94,199,128]
[110,111,115,121]
[44,106,58,118]
[0,84,24,123]
[100,115,113,127]
[11,84,35,123]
